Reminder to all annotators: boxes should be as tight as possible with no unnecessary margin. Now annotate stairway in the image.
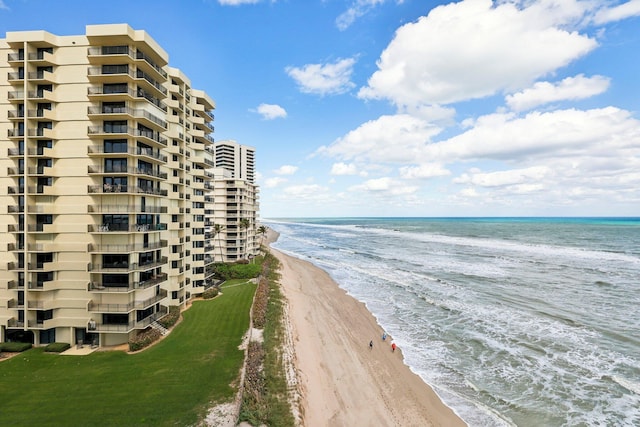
[150,321,169,335]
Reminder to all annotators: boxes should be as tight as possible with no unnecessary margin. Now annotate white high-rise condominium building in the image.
[0,24,258,348]
[208,140,259,262]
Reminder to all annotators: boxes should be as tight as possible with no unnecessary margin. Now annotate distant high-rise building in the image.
[208,140,259,262]
[0,24,258,348]
[212,140,255,183]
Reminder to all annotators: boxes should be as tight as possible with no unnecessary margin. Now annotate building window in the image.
[104,139,127,153]
[102,64,128,75]
[105,158,127,173]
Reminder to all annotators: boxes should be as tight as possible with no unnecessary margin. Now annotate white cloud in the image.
[399,164,450,179]
[593,0,640,24]
[283,184,329,196]
[317,114,441,163]
[330,162,359,175]
[254,103,287,120]
[506,74,610,112]
[0,1,8,10]
[274,165,298,175]
[358,0,597,108]
[286,58,356,96]
[424,107,640,163]
[336,0,386,30]
[349,177,418,195]
[454,166,552,187]
[264,177,287,188]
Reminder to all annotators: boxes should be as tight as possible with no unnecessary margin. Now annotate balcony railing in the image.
[87,86,167,112]
[88,145,167,162]
[135,69,167,95]
[91,306,168,332]
[88,239,167,253]
[88,257,168,272]
[89,223,167,233]
[87,165,167,179]
[87,106,167,129]
[88,273,168,292]
[87,204,167,214]
[88,291,167,313]
[87,126,167,145]
[88,46,135,57]
[88,185,167,196]
[135,50,167,78]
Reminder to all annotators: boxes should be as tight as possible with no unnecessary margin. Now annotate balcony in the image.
[135,69,167,97]
[8,90,25,101]
[8,299,24,309]
[87,165,167,180]
[8,185,24,194]
[135,49,167,79]
[28,51,55,65]
[88,145,167,162]
[7,52,24,62]
[87,86,167,112]
[87,46,135,60]
[8,280,25,289]
[87,125,167,146]
[88,223,167,233]
[87,204,167,214]
[7,128,24,138]
[88,290,167,314]
[7,71,23,82]
[91,306,168,332]
[88,184,168,197]
[88,239,167,253]
[27,90,55,101]
[7,318,25,328]
[87,106,167,129]
[28,70,56,83]
[88,273,168,292]
[88,257,168,272]
[88,66,136,82]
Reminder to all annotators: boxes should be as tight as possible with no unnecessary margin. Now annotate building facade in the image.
[0,24,245,347]
[208,141,259,262]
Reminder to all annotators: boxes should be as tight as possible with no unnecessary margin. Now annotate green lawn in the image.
[0,280,257,426]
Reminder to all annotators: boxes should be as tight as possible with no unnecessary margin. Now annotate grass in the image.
[239,251,296,427]
[0,279,257,427]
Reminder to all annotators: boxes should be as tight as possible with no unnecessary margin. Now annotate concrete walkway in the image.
[61,345,98,356]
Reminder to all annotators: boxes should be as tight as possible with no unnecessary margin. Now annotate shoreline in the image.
[267,229,466,426]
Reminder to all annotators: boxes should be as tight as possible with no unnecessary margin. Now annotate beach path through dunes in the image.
[271,247,466,427]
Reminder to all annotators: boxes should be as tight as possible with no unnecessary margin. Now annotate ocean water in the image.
[264,217,640,427]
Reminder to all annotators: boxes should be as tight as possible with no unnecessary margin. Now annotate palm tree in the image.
[212,223,225,262]
[257,225,267,250]
[239,218,250,259]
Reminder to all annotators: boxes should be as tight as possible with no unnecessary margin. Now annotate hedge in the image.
[0,342,33,352]
[44,342,71,353]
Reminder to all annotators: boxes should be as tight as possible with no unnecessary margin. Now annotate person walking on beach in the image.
[369,340,373,350]
[391,342,396,352]
[382,332,387,341]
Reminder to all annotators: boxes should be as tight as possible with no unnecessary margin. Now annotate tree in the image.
[257,225,267,249]
[212,223,225,262]
[239,218,250,259]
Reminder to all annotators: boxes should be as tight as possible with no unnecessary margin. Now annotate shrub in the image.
[214,263,261,280]
[44,342,71,353]
[157,305,180,329]
[0,342,32,352]
[202,287,219,300]
[128,328,162,352]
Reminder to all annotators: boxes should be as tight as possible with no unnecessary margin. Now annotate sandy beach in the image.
[269,231,466,427]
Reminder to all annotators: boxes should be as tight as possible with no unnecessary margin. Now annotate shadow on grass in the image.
[0,280,257,427]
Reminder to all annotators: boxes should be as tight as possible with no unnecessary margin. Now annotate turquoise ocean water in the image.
[264,217,640,426]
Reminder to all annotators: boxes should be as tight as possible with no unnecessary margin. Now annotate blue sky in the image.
[2,0,640,218]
